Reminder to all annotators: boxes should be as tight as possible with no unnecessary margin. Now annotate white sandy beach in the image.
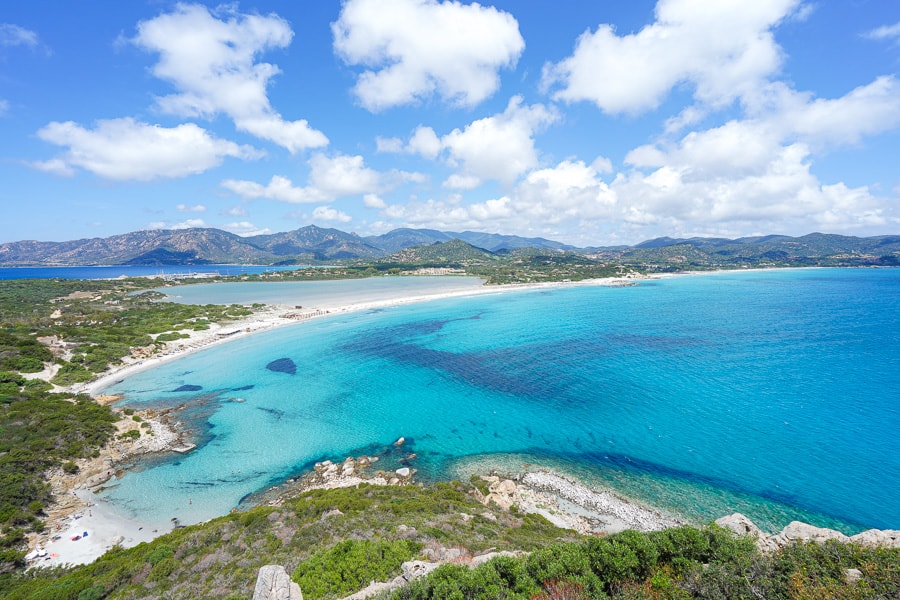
[32,489,166,568]
[31,275,649,567]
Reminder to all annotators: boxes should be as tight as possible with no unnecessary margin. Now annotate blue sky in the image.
[2,0,899,246]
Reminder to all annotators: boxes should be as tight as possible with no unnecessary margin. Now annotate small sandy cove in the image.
[27,275,648,568]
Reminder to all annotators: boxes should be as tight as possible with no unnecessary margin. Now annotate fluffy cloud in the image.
[221,175,326,204]
[584,21,900,243]
[223,221,271,236]
[312,206,353,223]
[542,0,802,114]
[441,97,558,186]
[515,161,617,223]
[0,23,38,48]
[407,126,442,159]
[308,154,380,197]
[771,77,900,147]
[34,118,259,180]
[133,3,327,152]
[864,21,900,42]
[378,159,617,237]
[333,0,524,111]
[380,98,557,187]
[612,144,893,234]
[363,193,387,209]
[222,154,383,204]
[149,218,206,230]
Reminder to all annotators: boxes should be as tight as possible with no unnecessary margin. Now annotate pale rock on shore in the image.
[715,513,900,552]
[475,471,682,535]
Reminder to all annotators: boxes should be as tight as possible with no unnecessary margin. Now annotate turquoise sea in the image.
[98,269,900,534]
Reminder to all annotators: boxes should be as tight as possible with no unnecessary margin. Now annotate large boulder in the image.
[715,513,764,539]
[849,529,900,548]
[253,565,303,600]
[772,521,850,547]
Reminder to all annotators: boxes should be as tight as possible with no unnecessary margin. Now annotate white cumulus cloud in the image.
[332,0,524,111]
[393,98,560,188]
[34,118,259,180]
[221,175,326,204]
[308,153,380,197]
[614,132,894,237]
[222,154,384,205]
[376,159,617,239]
[542,0,802,114]
[133,3,328,152]
[407,126,442,159]
[441,96,558,186]
[363,193,387,209]
[312,206,352,223]
[149,218,207,230]
[224,221,271,236]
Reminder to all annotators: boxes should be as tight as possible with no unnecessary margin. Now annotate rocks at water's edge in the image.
[266,357,297,375]
[715,513,900,553]
[252,565,303,600]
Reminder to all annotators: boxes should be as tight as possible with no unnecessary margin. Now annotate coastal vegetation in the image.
[1,255,899,596]
[0,388,117,571]
[0,277,264,570]
[1,482,897,599]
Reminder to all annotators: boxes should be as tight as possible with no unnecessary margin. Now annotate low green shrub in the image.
[292,538,420,599]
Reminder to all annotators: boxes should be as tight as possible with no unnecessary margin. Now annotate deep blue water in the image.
[0,265,300,280]
[99,269,900,533]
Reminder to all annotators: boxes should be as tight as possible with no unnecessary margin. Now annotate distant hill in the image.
[1,226,898,267]
[383,238,497,264]
[613,232,900,269]
[0,226,572,266]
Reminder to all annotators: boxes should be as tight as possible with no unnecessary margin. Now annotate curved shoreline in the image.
[81,275,643,397]
[32,275,647,566]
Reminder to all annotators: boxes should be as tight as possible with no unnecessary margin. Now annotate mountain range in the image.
[0,225,898,267]
[0,226,574,266]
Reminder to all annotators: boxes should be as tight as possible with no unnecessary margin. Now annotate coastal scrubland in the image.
[1,269,899,598]
[2,482,897,599]
[0,277,263,572]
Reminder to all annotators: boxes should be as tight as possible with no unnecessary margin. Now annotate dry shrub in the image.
[531,580,590,600]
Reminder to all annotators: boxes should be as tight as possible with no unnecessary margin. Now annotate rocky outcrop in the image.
[340,549,527,600]
[252,565,303,600]
[714,513,900,553]
[714,513,764,539]
[519,472,682,532]
[342,560,440,600]
[850,528,900,547]
[478,476,519,511]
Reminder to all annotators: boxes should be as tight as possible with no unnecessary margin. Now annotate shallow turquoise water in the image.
[100,269,900,533]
